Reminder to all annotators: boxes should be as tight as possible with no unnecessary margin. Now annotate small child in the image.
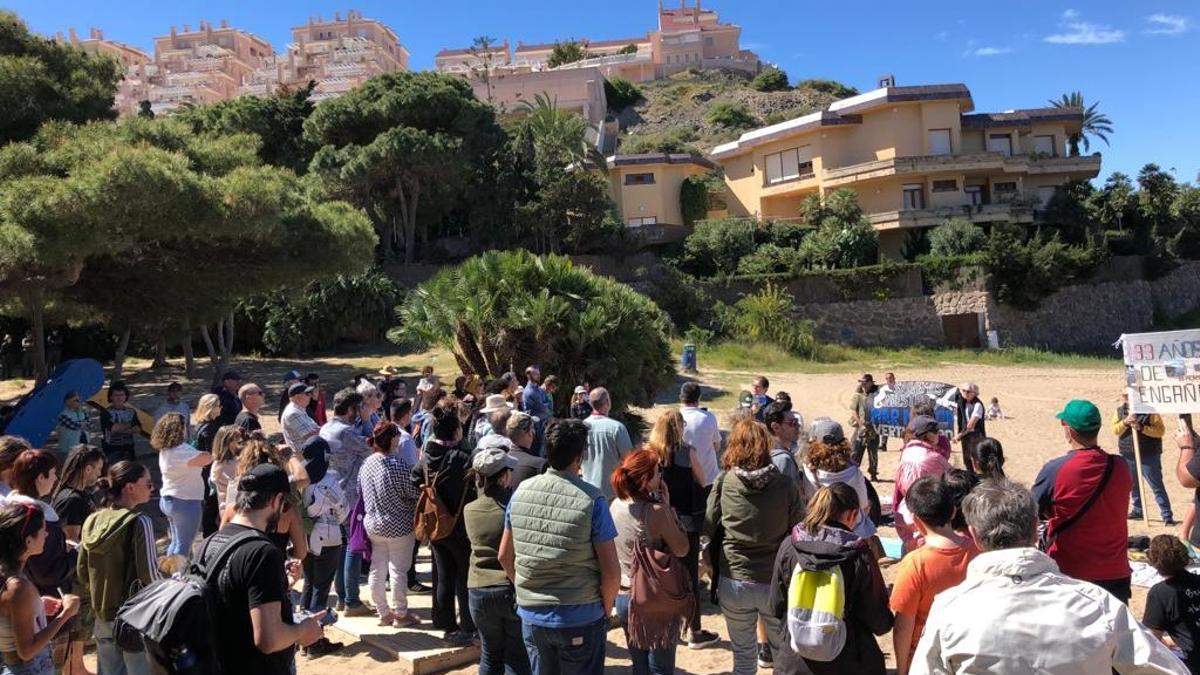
[986,397,1004,420]
[889,476,980,675]
[1143,535,1200,672]
[416,365,437,394]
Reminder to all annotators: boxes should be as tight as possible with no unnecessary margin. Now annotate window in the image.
[624,172,655,185]
[932,179,958,192]
[628,216,657,226]
[993,181,1018,202]
[1033,135,1056,156]
[764,146,814,185]
[964,185,984,206]
[705,37,714,46]
[1036,186,1057,206]
[987,133,1013,156]
[928,129,952,156]
[903,184,925,209]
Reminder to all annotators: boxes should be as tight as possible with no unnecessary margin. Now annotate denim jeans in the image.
[160,496,202,558]
[0,646,53,675]
[521,616,608,675]
[368,533,414,616]
[94,618,151,675]
[468,585,530,675]
[615,594,676,675]
[301,543,343,613]
[1123,452,1174,521]
[335,528,364,608]
[718,577,782,675]
[431,539,475,633]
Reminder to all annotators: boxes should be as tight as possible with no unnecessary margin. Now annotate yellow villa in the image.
[710,82,1103,258]
[606,153,716,245]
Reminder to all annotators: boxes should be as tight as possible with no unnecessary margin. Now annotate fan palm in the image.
[1048,92,1113,156]
[518,93,607,173]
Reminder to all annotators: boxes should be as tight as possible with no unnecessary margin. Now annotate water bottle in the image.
[171,645,197,671]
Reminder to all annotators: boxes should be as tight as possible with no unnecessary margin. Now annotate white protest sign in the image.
[1120,329,1200,414]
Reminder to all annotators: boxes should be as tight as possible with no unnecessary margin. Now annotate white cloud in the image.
[972,46,1013,56]
[935,30,949,41]
[1144,13,1190,35]
[1061,9,1080,19]
[1045,18,1125,44]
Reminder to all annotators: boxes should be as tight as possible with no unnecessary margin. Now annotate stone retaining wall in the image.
[792,296,945,348]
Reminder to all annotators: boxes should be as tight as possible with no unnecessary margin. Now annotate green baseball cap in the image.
[1056,399,1102,432]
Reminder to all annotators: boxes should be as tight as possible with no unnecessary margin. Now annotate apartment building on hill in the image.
[57,28,152,115]
[606,153,716,245]
[710,82,1102,258]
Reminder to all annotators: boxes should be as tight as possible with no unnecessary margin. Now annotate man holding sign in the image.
[1113,393,1174,525]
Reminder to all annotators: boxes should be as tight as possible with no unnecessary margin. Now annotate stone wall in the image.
[987,280,1155,353]
[1149,262,1200,319]
[792,296,945,348]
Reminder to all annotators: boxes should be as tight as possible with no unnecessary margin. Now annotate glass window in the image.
[624,172,655,185]
[1033,135,1055,156]
[987,133,1013,156]
[780,148,800,181]
[628,217,657,226]
[928,129,952,155]
[764,147,813,185]
[932,179,958,192]
[965,185,984,205]
[903,184,925,210]
[765,152,783,184]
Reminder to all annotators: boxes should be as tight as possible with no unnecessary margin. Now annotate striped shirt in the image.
[358,452,420,538]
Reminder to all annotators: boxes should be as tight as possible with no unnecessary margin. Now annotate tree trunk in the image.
[200,323,221,386]
[112,328,131,382]
[397,180,420,264]
[151,331,169,369]
[19,287,48,386]
[181,320,195,377]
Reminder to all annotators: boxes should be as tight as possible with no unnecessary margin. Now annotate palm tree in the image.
[518,92,607,172]
[1048,92,1113,156]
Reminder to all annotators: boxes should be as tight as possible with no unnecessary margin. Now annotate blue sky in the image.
[7,0,1198,182]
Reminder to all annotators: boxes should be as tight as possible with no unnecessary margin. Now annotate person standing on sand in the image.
[582,388,632,504]
[910,479,1186,674]
[1113,393,1174,524]
[1032,399,1132,604]
[880,372,897,452]
[894,416,952,554]
[850,374,880,482]
[954,383,986,475]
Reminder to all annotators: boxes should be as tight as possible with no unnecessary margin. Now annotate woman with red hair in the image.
[609,449,689,675]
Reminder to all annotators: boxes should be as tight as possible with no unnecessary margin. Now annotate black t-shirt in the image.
[51,487,94,529]
[235,410,262,433]
[205,523,294,675]
[1144,571,1200,672]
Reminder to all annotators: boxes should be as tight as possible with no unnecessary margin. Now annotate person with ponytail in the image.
[50,445,104,675]
[193,393,223,538]
[151,413,212,558]
[358,421,421,628]
[411,404,476,645]
[77,461,159,675]
[609,448,690,675]
[769,483,893,675]
[0,502,81,675]
[971,437,1006,481]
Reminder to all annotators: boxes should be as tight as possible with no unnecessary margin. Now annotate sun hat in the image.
[573,385,587,395]
[479,394,514,414]
[282,370,303,383]
[738,391,754,409]
[1056,399,1102,432]
[288,383,315,397]
[472,446,519,477]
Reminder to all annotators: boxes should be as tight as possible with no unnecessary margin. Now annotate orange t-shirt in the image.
[889,541,980,654]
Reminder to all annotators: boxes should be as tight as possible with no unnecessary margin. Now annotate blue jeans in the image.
[94,618,151,675]
[0,646,53,675]
[1124,452,1174,520]
[615,594,676,675]
[334,527,364,607]
[301,544,343,613]
[718,577,783,675]
[468,586,530,675]
[160,496,202,558]
[521,616,608,675]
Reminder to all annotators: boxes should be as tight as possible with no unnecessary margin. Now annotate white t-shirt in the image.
[159,443,205,500]
[680,405,720,486]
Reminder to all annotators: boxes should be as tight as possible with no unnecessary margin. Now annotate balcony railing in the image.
[552,52,651,71]
[868,203,1035,229]
[823,152,1102,186]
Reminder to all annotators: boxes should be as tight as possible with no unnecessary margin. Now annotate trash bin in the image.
[681,343,697,372]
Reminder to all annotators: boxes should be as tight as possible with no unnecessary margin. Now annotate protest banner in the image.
[1120,329,1200,526]
[868,381,957,439]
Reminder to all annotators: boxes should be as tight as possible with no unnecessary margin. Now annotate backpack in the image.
[786,561,848,662]
[413,462,468,542]
[113,528,267,674]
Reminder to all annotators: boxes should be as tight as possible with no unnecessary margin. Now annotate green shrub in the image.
[634,264,712,330]
[547,41,590,68]
[730,283,817,357]
[797,191,878,269]
[795,79,859,98]
[604,76,643,111]
[679,217,758,276]
[736,243,805,276]
[928,218,988,256]
[917,253,984,289]
[706,101,757,129]
[393,250,673,412]
[680,175,709,226]
[901,228,931,261]
[750,67,789,92]
[983,224,1106,308]
[617,44,639,55]
[620,126,700,155]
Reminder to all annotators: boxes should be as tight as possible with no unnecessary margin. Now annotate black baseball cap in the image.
[238,464,291,498]
[288,383,315,397]
[222,371,241,382]
[908,415,940,436]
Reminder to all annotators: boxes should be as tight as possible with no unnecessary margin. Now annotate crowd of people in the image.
[0,364,1197,675]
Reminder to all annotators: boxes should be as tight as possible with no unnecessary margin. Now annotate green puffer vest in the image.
[507,468,602,607]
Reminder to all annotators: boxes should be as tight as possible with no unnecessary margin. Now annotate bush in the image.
[795,79,859,98]
[796,190,878,269]
[928,218,988,256]
[617,43,638,55]
[729,283,817,357]
[239,268,403,355]
[547,41,590,68]
[633,264,712,330]
[604,76,643,111]
[393,250,674,412]
[736,244,805,276]
[706,101,757,129]
[917,253,984,290]
[680,175,709,227]
[983,224,1106,308]
[750,67,789,92]
[678,217,758,276]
